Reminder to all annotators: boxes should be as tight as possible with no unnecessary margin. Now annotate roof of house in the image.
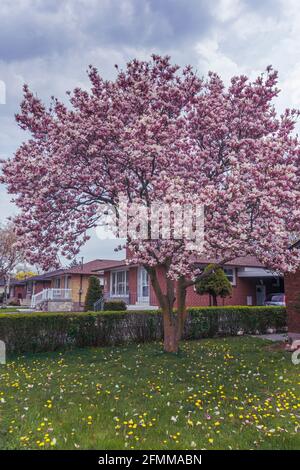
[19,270,64,282]
[101,255,264,271]
[101,260,129,270]
[17,259,124,283]
[194,255,264,268]
[67,259,124,275]
[7,255,265,284]
[10,278,28,286]
[1,277,29,286]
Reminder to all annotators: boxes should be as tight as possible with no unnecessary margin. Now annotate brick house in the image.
[9,259,121,310]
[9,278,31,303]
[285,241,300,333]
[2,278,29,304]
[102,254,284,309]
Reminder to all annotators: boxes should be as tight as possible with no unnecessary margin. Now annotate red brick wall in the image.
[285,270,300,332]
[129,267,138,304]
[34,281,51,294]
[148,267,258,307]
[104,271,110,297]
[12,285,26,300]
[181,275,256,307]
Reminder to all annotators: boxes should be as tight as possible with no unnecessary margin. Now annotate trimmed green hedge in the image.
[0,306,287,354]
[186,306,287,339]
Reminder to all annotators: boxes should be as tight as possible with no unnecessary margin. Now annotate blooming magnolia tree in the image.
[2,56,300,351]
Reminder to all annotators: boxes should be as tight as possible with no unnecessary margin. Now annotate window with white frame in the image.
[111,270,129,296]
[65,275,71,289]
[54,277,61,288]
[223,267,236,286]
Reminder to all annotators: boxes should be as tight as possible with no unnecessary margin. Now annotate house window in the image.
[111,270,129,296]
[223,268,236,286]
[65,276,71,289]
[54,278,61,289]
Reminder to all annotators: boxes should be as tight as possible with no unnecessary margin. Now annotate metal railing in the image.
[31,289,72,308]
[94,297,104,312]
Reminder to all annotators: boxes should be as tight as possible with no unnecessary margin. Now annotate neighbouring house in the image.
[1,277,29,305]
[9,278,29,304]
[285,241,300,333]
[102,252,284,310]
[9,259,122,311]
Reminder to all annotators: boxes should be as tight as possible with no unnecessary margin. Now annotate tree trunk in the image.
[146,264,187,353]
[3,285,7,305]
[175,276,187,344]
[163,312,180,353]
[146,262,231,352]
[3,275,9,305]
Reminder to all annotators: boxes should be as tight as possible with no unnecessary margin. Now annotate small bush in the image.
[8,299,20,306]
[196,264,232,306]
[103,300,127,311]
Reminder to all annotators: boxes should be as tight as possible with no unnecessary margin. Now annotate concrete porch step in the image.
[127,304,159,311]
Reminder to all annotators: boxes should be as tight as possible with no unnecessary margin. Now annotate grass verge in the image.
[0,337,299,450]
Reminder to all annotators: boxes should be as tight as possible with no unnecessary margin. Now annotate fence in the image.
[31,289,72,308]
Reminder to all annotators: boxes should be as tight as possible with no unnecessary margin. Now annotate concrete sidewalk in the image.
[252,332,300,342]
[252,333,288,342]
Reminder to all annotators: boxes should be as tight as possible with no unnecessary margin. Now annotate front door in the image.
[138,267,149,303]
[256,284,266,306]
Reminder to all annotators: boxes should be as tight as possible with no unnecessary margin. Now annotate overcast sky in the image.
[1,0,300,262]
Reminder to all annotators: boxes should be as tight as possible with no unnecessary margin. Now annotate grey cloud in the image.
[0,1,77,62]
[244,0,281,14]
[0,187,16,219]
[83,0,214,48]
[80,231,124,261]
[0,0,215,63]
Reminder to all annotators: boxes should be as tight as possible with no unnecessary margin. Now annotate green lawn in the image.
[0,337,299,450]
[0,307,22,313]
